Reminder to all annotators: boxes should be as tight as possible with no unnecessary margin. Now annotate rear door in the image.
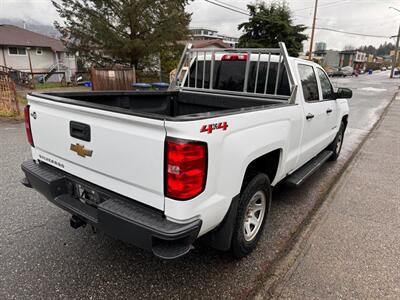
[297,63,331,167]
[28,95,166,211]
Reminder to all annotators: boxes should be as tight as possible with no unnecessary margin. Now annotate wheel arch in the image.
[240,148,282,191]
[342,114,349,131]
[201,149,282,252]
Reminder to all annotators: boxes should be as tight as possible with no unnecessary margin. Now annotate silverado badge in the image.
[70,143,93,158]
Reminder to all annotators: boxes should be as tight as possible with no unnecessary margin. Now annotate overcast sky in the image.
[1,0,400,51]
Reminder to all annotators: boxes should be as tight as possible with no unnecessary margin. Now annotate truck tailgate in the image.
[28,95,166,211]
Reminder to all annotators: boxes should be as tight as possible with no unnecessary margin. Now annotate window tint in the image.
[298,64,319,102]
[247,62,290,95]
[317,68,334,100]
[188,60,212,89]
[188,60,290,96]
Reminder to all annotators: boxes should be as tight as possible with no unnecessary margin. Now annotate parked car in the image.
[330,69,346,77]
[326,67,338,77]
[381,66,387,71]
[341,66,354,76]
[21,43,352,259]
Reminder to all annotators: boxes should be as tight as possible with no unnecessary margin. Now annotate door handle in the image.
[326,108,333,114]
[70,121,91,142]
[306,113,315,120]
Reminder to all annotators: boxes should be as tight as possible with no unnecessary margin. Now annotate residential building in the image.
[0,24,77,81]
[367,54,375,63]
[189,27,239,48]
[389,50,400,63]
[190,39,230,49]
[339,50,367,70]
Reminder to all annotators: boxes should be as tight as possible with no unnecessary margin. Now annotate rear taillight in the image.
[165,138,207,200]
[24,105,34,147]
[221,53,248,61]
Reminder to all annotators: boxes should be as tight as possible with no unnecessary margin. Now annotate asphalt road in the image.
[0,71,398,299]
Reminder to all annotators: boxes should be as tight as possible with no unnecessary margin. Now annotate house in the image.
[189,27,239,48]
[339,50,367,71]
[190,39,230,49]
[0,24,77,82]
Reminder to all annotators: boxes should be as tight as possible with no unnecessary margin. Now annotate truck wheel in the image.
[328,122,345,161]
[231,174,271,258]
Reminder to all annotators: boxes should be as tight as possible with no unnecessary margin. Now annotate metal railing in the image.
[172,42,298,103]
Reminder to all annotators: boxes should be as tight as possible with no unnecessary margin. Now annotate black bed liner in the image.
[29,90,293,121]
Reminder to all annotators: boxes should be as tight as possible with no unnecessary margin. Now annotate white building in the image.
[0,24,77,81]
[189,27,239,48]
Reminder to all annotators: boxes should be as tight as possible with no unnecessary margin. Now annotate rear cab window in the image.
[187,58,291,96]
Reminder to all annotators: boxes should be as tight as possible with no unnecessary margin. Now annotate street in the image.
[0,71,398,299]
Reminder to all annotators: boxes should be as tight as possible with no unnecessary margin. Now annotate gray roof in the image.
[0,24,65,52]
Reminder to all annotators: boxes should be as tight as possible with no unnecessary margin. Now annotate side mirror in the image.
[336,88,352,99]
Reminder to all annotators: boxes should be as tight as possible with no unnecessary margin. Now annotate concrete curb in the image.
[247,88,400,299]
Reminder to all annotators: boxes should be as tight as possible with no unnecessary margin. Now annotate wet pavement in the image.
[0,71,398,299]
[258,86,400,300]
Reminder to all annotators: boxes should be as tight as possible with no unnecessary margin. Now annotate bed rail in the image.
[171,42,298,104]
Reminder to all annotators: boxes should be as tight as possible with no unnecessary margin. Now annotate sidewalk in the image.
[264,96,400,299]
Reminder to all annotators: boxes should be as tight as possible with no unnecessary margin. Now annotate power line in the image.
[294,0,350,12]
[212,0,248,14]
[202,0,394,39]
[315,27,392,38]
[203,0,249,16]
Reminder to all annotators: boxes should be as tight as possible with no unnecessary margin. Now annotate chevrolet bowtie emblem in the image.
[70,143,93,158]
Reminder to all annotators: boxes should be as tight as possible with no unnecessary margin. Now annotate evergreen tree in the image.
[52,0,191,68]
[238,2,307,57]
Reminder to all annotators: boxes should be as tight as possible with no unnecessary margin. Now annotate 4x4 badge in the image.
[200,122,229,134]
[70,143,93,157]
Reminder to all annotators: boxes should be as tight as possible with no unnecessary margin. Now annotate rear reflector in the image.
[166,138,207,200]
[221,53,248,61]
[24,105,34,147]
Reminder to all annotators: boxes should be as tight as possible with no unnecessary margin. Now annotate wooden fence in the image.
[0,72,19,115]
[90,68,136,91]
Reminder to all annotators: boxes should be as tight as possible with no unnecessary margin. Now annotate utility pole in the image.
[308,0,319,60]
[390,24,400,78]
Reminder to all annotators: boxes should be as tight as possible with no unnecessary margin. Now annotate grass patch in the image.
[17,94,27,105]
[0,109,23,120]
[34,82,65,90]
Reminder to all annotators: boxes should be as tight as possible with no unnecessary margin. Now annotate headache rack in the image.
[172,42,298,104]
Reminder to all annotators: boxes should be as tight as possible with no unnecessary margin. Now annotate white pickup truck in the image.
[21,43,351,259]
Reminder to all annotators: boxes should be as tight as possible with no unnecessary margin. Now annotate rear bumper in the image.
[21,160,201,259]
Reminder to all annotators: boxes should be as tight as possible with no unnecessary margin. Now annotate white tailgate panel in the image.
[29,97,166,210]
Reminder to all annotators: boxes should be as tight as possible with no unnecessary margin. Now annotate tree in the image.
[358,43,395,56]
[238,2,307,57]
[52,0,192,69]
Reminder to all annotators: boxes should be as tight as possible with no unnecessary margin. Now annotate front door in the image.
[316,67,339,142]
[297,64,330,168]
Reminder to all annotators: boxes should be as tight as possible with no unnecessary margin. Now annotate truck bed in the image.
[31,91,290,120]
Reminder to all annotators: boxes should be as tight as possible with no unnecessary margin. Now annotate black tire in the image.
[231,173,271,258]
[328,121,345,161]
